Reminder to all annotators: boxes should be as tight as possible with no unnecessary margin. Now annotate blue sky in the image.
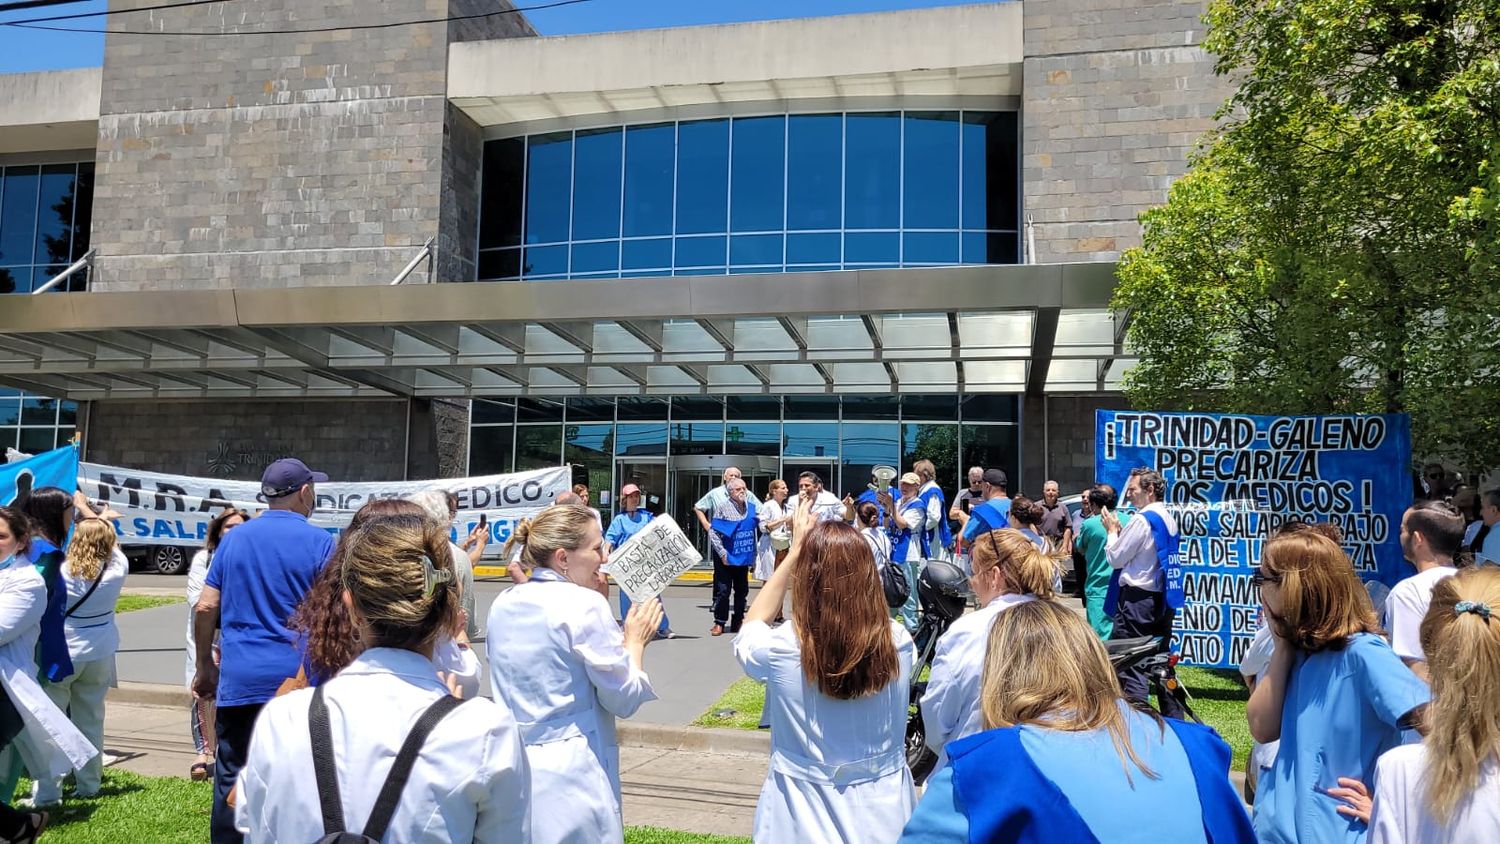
[0,0,976,74]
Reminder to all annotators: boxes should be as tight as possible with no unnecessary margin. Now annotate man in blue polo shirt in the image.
[191,458,334,844]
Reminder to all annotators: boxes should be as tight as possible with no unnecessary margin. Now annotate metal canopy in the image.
[0,264,1130,400]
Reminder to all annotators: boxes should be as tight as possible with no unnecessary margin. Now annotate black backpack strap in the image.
[64,563,108,618]
[361,695,467,841]
[308,684,347,836]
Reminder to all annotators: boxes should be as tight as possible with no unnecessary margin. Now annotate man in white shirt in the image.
[694,466,762,537]
[1101,467,1184,718]
[1387,500,1464,682]
[795,471,844,522]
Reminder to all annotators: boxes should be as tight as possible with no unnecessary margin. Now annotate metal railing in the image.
[31,249,96,295]
[390,237,435,285]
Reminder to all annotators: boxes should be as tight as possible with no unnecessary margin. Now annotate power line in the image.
[0,0,234,25]
[2,0,587,34]
[0,0,87,16]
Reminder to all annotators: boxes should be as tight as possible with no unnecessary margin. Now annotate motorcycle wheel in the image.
[906,714,938,785]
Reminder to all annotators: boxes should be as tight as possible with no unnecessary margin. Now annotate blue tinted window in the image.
[730,116,785,233]
[478,248,521,280]
[623,124,674,237]
[676,120,729,234]
[786,232,840,265]
[571,240,619,274]
[963,112,1018,232]
[962,231,1018,264]
[845,231,899,264]
[904,112,959,229]
[523,244,568,277]
[0,167,40,268]
[525,134,572,244]
[844,114,900,229]
[783,422,839,457]
[675,235,726,269]
[787,115,842,231]
[622,238,672,271]
[572,128,622,240]
[730,234,782,267]
[616,423,668,456]
[35,164,77,270]
[904,231,959,264]
[480,138,525,249]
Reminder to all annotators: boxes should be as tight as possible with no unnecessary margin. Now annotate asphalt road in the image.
[118,571,753,726]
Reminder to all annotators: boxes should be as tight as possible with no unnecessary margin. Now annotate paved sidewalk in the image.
[101,698,767,837]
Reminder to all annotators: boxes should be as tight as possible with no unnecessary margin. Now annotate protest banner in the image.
[2,445,79,509]
[606,515,701,603]
[75,462,571,550]
[1096,410,1412,669]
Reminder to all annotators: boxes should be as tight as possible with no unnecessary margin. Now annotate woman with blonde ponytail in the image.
[919,528,1059,774]
[487,504,664,844]
[235,513,531,842]
[1333,566,1500,842]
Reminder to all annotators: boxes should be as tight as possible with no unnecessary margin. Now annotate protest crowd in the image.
[0,449,1496,844]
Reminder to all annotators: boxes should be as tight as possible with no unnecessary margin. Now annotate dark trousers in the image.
[712,558,750,628]
[1110,585,1185,719]
[211,702,263,844]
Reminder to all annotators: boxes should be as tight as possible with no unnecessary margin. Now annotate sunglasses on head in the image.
[1251,566,1281,586]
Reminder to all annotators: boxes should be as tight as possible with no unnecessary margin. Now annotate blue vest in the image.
[711,501,758,567]
[889,514,915,564]
[28,538,74,683]
[1103,509,1183,615]
[918,485,952,557]
[948,718,1255,844]
[969,498,1012,537]
[855,488,889,527]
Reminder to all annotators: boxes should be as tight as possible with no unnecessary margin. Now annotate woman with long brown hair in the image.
[901,600,1253,842]
[734,500,915,843]
[1247,529,1430,844]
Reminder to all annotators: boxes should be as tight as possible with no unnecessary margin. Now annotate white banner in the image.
[605,516,701,603]
[77,462,573,551]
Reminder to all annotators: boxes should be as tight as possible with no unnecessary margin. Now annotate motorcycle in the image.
[1104,635,1203,725]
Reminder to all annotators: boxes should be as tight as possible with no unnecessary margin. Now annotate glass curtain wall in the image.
[477,111,1018,281]
[468,394,1022,516]
[0,390,79,453]
[0,162,95,294]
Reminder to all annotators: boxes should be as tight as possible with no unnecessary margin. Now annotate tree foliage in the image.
[1115,0,1500,471]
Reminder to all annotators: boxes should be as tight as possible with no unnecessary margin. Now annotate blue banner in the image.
[2,445,80,509]
[1096,411,1412,668]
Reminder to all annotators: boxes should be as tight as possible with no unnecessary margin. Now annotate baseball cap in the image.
[983,468,1008,488]
[899,472,921,486]
[620,483,641,497]
[261,458,329,498]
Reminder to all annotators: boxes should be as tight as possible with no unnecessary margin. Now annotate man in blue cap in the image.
[191,458,335,843]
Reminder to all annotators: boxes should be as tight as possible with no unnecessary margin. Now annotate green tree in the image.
[1115,0,1500,471]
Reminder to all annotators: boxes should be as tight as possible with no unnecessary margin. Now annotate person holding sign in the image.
[1100,468,1185,719]
[734,501,916,843]
[1247,529,1429,844]
[709,478,759,636]
[487,504,662,844]
[604,484,672,639]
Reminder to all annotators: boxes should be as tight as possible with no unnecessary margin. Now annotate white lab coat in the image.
[185,549,210,687]
[755,499,790,581]
[234,647,531,843]
[733,619,916,844]
[486,567,657,844]
[0,559,95,780]
[920,592,1036,773]
[432,636,482,701]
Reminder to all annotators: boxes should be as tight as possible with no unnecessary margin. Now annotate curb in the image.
[107,682,770,755]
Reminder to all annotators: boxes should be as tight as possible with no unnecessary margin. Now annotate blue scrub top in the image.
[605,508,653,548]
[1253,633,1430,844]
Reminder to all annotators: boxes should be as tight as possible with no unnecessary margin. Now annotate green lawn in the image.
[694,665,1253,772]
[116,594,185,614]
[1176,666,1252,770]
[14,771,745,843]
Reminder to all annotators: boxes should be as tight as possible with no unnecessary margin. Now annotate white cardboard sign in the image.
[606,515,701,603]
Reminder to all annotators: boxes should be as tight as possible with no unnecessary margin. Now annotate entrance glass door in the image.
[669,455,779,562]
[614,459,668,521]
[781,459,839,497]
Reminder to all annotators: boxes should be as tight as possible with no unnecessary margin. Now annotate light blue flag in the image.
[2,444,80,509]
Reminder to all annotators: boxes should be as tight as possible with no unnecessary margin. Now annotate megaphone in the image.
[871,465,898,492]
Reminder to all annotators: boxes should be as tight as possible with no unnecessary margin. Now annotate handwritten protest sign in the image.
[1096,410,1412,668]
[607,516,701,603]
